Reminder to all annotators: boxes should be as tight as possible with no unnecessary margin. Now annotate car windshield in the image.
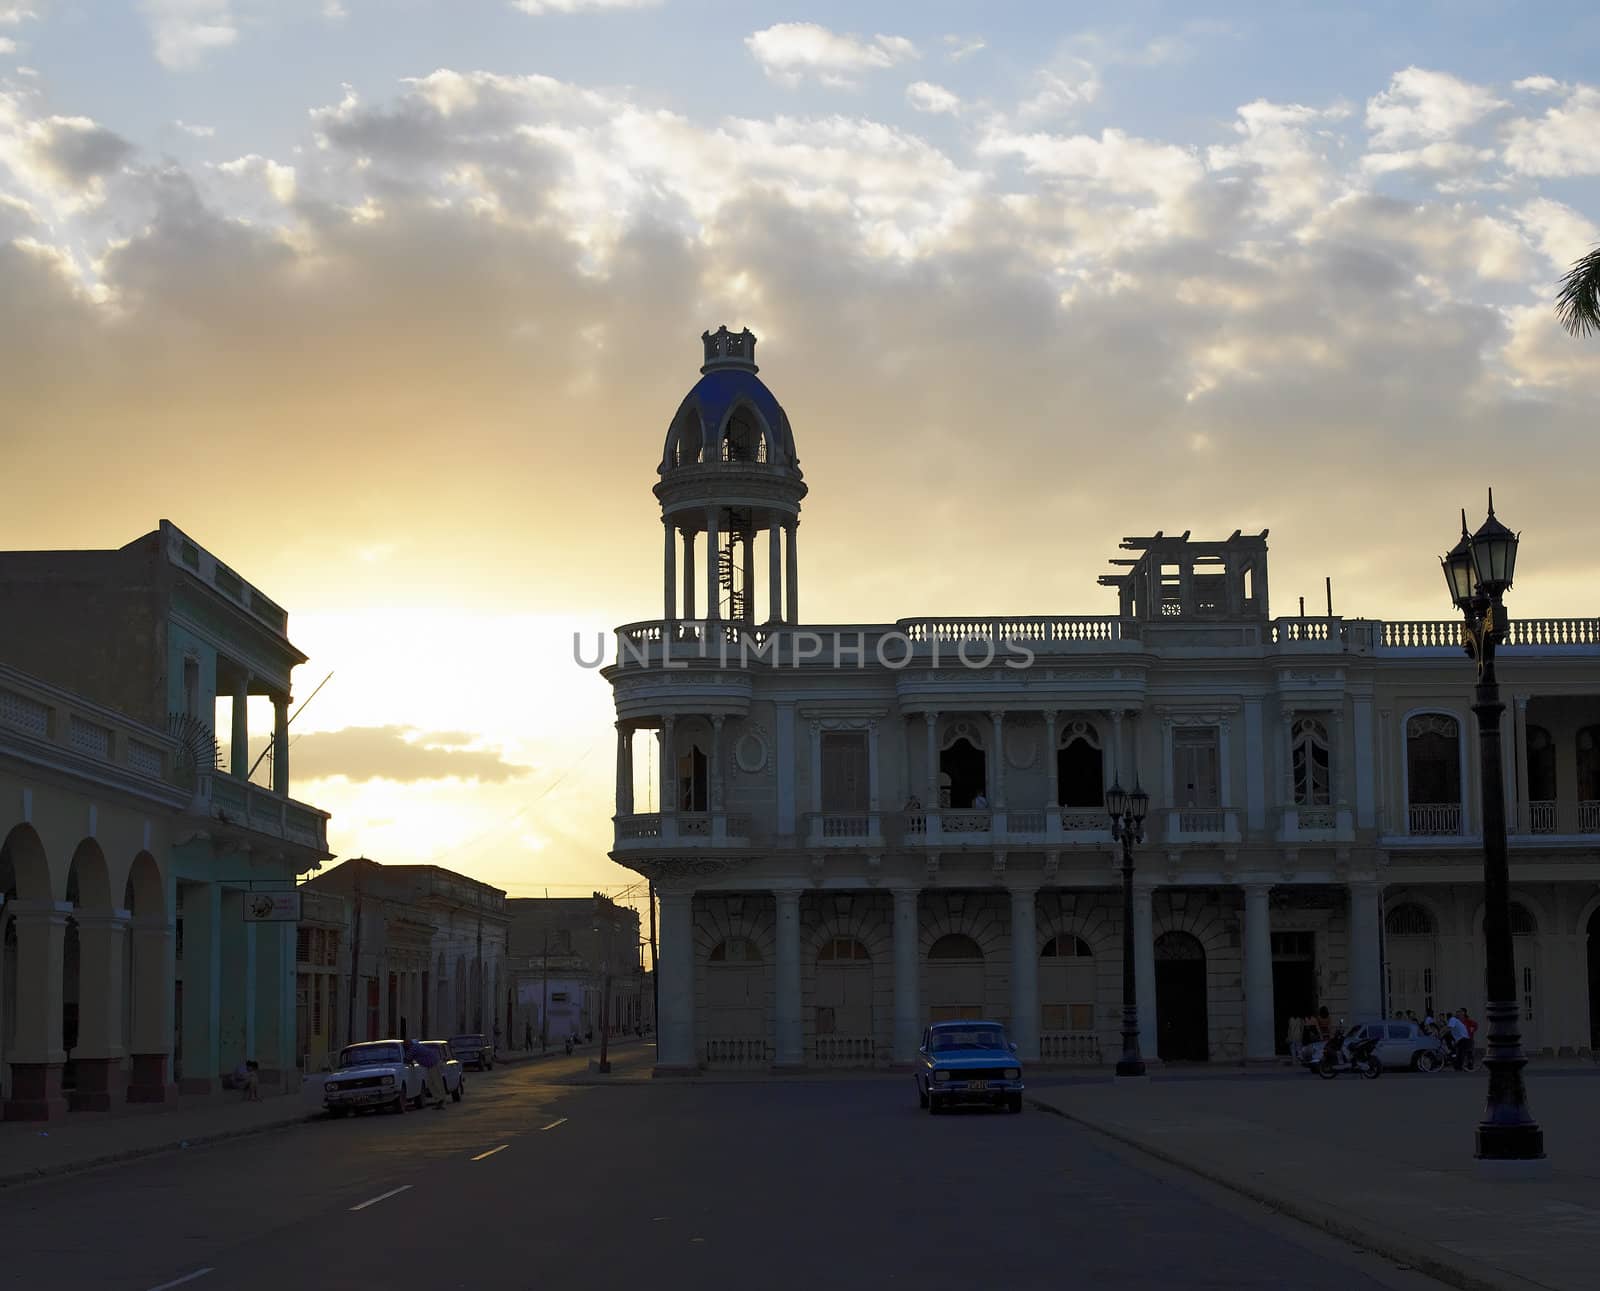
[932,1027,1007,1052]
[339,1043,403,1067]
[451,1036,481,1048]
[425,1043,451,1058]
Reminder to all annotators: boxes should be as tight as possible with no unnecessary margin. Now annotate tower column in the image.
[784,520,798,624]
[768,522,782,623]
[682,531,696,621]
[742,531,755,626]
[663,518,676,621]
[705,507,720,623]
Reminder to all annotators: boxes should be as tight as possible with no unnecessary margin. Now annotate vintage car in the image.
[1301,1018,1447,1071]
[323,1041,426,1116]
[421,1041,465,1102]
[450,1033,494,1071]
[914,1020,1024,1114]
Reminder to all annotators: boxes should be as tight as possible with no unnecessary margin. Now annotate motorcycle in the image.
[1313,1027,1382,1080]
[1417,1034,1476,1073]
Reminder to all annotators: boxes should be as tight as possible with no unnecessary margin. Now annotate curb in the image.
[0,1109,326,1192]
[1026,1097,1550,1291]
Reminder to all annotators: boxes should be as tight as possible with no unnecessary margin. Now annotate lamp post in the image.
[593,895,613,1075]
[1440,491,1543,1161]
[1106,779,1149,1077]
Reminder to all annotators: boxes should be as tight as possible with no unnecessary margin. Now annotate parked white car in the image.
[1305,1019,1442,1071]
[323,1041,426,1115]
[420,1041,465,1103]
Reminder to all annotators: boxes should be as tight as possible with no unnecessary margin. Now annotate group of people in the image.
[1287,1005,1479,1070]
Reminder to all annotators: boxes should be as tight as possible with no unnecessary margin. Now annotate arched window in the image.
[1508,902,1536,936]
[720,412,767,464]
[928,933,983,959]
[670,409,704,468]
[1040,935,1095,1036]
[676,740,708,812]
[1057,723,1103,808]
[1385,903,1436,937]
[939,738,987,810]
[1578,726,1600,803]
[1039,935,1093,957]
[708,937,763,963]
[1292,718,1331,807]
[817,937,870,961]
[1406,714,1461,834]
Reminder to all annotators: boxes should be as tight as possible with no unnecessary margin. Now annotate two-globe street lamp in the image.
[1439,492,1543,1161]
[1105,779,1150,1077]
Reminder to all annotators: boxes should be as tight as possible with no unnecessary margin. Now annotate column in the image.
[272,693,290,796]
[1242,884,1275,1061]
[710,716,724,811]
[179,882,221,1094]
[255,920,290,1087]
[892,887,921,1066]
[1347,882,1382,1018]
[924,712,939,807]
[615,723,633,815]
[1111,710,1124,785]
[1332,709,1348,807]
[1,900,70,1121]
[663,518,677,620]
[1511,694,1529,833]
[659,716,676,815]
[70,909,131,1110]
[768,522,782,623]
[682,531,696,620]
[231,671,250,779]
[775,702,796,836]
[1133,882,1157,1059]
[867,720,880,813]
[784,520,798,624]
[655,888,696,1071]
[1244,700,1265,831]
[127,918,177,1103]
[1044,711,1059,807]
[1161,719,1174,808]
[774,889,803,1068]
[219,890,249,1073]
[989,711,1006,807]
[1009,887,1039,1060]
[1354,696,1376,829]
[705,506,721,622]
[742,533,755,626]
[1218,718,1233,810]
[809,721,822,817]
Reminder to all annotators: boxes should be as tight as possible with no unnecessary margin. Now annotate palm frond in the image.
[1556,244,1600,338]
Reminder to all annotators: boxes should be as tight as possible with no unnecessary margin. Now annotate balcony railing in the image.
[616,813,662,839]
[1059,810,1105,832]
[1039,1033,1102,1065]
[1008,809,1046,834]
[1581,801,1600,834]
[678,812,711,838]
[1177,808,1224,833]
[1380,618,1600,649]
[813,1035,875,1067]
[1408,803,1463,836]
[1529,801,1557,834]
[195,773,329,854]
[941,809,992,834]
[704,1038,769,1068]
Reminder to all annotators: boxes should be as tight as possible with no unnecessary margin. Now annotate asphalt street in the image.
[1,1049,1451,1291]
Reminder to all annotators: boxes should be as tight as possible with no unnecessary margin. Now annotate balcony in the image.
[199,773,330,856]
[1277,804,1353,842]
[612,811,753,848]
[1529,800,1557,834]
[1408,803,1463,836]
[1164,807,1241,843]
[806,812,882,847]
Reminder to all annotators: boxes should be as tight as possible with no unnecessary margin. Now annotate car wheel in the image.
[1007,1095,1023,1114]
[452,1082,463,1103]
[916,1080,928,1110]
[392,1094,407,1114]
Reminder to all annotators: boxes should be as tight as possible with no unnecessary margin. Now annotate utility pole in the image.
[345,859,365,1045]
[539,887,550,1050]
[647,878,659,1034]
[595,894,612,1074]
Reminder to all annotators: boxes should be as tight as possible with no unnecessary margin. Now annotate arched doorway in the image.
[1155,931,1208,1061]
[704,937,767,1067]
[1056,725,1104,811]
[1039,935,1097,1063]
[938,727,987,810]
[1,824,54,1115]
[814,936,872,1065]
[926,933,985,1021]
[63,840,114,1108]
[1385,902,1436,1018]
[1588,909,1600,1053]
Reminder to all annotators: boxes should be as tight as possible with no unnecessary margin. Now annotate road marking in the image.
[470,1144,510,1161]
[349,1185,412,1211]
[145,1270,214,1291]
[540,1117,568,1131]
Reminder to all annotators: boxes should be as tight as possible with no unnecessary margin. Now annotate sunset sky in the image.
[4,1,1600,907]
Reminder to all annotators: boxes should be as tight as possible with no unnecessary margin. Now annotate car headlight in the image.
[1005,1068,1020,1080]
[325,1081,339,1091]
[381,1074,395,1086]
[934,1070,951,1083]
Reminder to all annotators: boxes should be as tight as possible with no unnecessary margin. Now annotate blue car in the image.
[915,1020,1024,1114]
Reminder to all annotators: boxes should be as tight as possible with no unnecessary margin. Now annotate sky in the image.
[3,1,1600,909]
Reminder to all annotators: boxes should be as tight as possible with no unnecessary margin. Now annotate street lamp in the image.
[1440,490,1543,1162]
[593,896,613,1075]
[1106,778,1149,1077]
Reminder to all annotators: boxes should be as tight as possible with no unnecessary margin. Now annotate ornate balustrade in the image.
[678,812,711,838]
[1580,801,1600,834]
[616,813,662,839]
[1529,801,1556,834]
[1408,803,1463,836]
[1178,808,1223,833]
[941,809,992,834]
[805,812,880,847]
[813,1035,875,1066]
[1059,810,1105,833]
[704,1038,769,1068]
[1039,1033,1102,1065]
[1007,809,1046,835]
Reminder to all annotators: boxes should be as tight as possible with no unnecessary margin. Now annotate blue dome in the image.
[660,366,800,474]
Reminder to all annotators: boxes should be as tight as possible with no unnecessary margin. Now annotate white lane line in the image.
[349,1184,413,1212]
[540,1117,569,1131]
[470,1144,510,1161]
[145,1269,214,1291]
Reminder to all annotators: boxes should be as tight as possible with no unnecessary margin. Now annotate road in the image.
[1,1047,1449,1291]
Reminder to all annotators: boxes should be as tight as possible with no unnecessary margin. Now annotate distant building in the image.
[0,521,331,1118]
[506,894,644,1046]
[604,329,1600,1074]
[303,858,509,1053]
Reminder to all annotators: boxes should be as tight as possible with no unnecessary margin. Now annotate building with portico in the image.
[604,327,1600,1074]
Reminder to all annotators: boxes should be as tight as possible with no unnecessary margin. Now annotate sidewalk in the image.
[1029,1067,1600,1291]
[0,1077,328,1190]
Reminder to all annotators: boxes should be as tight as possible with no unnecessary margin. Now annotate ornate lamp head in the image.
[1469,488,1518,596]
[1441,509,1477,609]
[1105,780,1129,823]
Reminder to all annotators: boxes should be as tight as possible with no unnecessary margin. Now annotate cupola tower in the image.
[655,327,807,626]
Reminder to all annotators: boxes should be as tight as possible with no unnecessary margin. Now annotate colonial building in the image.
[303,858,509,1051]
[0,522,331,1117]
[604,327,1600,1074]
[506,893,645,1045]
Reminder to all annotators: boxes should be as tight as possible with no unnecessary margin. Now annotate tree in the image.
[1556,245,1600,337]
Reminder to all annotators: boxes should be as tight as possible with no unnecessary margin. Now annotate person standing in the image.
[1446,1011,1471,1070]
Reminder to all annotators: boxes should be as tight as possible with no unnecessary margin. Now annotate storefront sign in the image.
[244,891,302,922]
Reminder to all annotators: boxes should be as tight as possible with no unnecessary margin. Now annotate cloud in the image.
[139,0,238,69]
[217,152,296,202]
[1360,140,1495,181]
[906,81,960,115]
[943,35,985,63]
[1208,99,1352,221]
[1503,85,1600,176]
[0,36,13,53]
[1513,196,1600,268]
[0,7,38,23]
[1365,67,1505,147]
[746,22,918,88]
[0,97,135,208]
[322,0,346,18]
[1512,75,1565,96]
[175,119,216,137]
[1016,63,1101,122]
[512,0,660,12]
[291,726,531,783]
